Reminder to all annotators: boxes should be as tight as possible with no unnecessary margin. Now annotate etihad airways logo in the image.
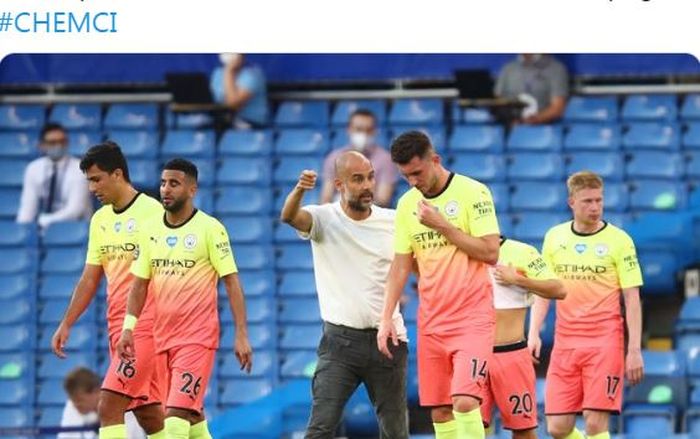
[413,230,448,250]
[100,243,138,262]
[555,264,607,281]
[151,259,196,268]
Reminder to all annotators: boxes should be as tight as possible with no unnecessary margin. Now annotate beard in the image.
[163,197,186,213]
[347,191,373,212]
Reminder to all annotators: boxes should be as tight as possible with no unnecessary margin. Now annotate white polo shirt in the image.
[300,202,407,341]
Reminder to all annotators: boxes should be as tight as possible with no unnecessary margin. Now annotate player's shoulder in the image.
[396,187,420,209]
[543,220,574,241]
[601,221,634,244]
[194,209,227,231]
[503,237,538,255]
[136,193,163,212]
[451,173,490,193]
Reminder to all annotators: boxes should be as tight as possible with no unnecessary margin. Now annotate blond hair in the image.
[567,171,603,196]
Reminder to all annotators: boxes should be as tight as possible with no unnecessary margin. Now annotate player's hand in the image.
[494,264,520,286]
[416,200,447,230]
[377,319,398,359]
[51,323,70,359]
[116,330,135,362]
[295,170,317,192]
[626,349,644,386]
[235,333,253,374]
[527,333,542,365]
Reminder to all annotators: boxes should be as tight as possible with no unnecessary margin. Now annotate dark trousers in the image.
[304,322,409,439]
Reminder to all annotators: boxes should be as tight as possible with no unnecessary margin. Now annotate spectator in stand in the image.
[210,53,269,128]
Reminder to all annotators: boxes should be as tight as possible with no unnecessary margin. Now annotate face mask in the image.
[349,132,374,151]
[44,146,67,161]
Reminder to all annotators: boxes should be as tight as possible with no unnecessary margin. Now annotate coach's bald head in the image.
[334,151,375,213]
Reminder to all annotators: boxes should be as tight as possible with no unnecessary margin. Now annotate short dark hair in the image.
[79,141,131,183]
[39,122,66,141]
[163,158,198,182]
[64,367,100,396]
[390,130,434,165]
[348,108,377,126]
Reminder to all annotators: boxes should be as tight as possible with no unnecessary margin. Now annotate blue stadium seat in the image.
[686,349,700,387]
[38,352,97,379]
[0,104,45,130]
[219,216,272,244]
[167,110,213,129]
[0,381,33,406]
[490,183,510,213]
[602,182,629,212]
[219,378,273,406]
[507,153,563,181]
[219,130,273,156]
[462,108,496,124]
[230,244,273,271]
[0,325,33,353]
[0,160,29,187]
[507,125,562,151]
[331,100,387,126]
[274,157,324,184]
[39,274,80,300]
[274,222,304,243]
[220,350,275,379]
[628,180,686,210]
[389,99,443,126]
[50,104,102,130]
[637,250,678,294]
[0,275,32,300]
[194,188,214,213]
[623,122,681,150]
[38,324,94,352]
[564,96,618,123]
[448,125,504,152]
[39,299,94,326]
[623,408,675,437]
[279,271,316,297]
[215,186,272,215]
[330,128,389,149]
[174,158,214,187]
[390,126,446,151]
[565,151,625,181]
[682,94,700,120]
[37,406,63,428]
[450,154,505,182]
[0,131,38,159]
[276,243,313,270]
[644,350,685,376]
[217,157,272,186]
[564,124,621,151]
[0,407,32,427]
[106,130,159,159]
[687,151,700,179]
[402,297,419,324]
[0,221,37,247]
[41,248,85,274]
[677,297,700,334]
[220,323,275,350]
[279,324,322,350]
[0,189,21,219]
[686,410,700,437]
[275,129,330,155]
[626,151,683,179]
[128,159,159,190]
[281,350,317,378]
[512,213,569,242]
[37,379,67,406]
[684,122,700,149]
[227,296,274,325]
[274,101,329,127]
[510,183,567,211]
[0,248,35,275]
[498,214,514,237]
[104,104,159,130]
[67,130,102,157]
[161,130,215,158]
[236,270,276,297]
[279,298,321,324]
[43,221,89,247]
[621,94,677,121]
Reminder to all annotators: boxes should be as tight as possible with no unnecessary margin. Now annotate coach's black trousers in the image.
[304,322,409,439]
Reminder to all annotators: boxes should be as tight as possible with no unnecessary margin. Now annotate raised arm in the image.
[280,170,316,234]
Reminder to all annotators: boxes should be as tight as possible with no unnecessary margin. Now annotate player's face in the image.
[160,170,195,213]
[338,163,375,212]
[85,164,120,205]
[569,187,604,225]
[397,154,439,195]
[70,389,99,414]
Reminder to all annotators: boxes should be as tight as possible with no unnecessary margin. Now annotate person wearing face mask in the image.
[320,109,397,207]
[494,54,569,125]
[16,122,92,229]
[209,53,269,128]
